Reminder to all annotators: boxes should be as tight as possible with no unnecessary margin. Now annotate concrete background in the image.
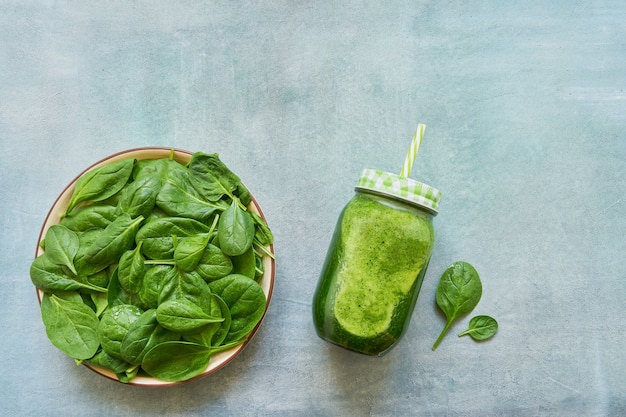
[1,1,624,416]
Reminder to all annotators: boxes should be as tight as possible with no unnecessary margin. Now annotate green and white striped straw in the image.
[400,124,426,177]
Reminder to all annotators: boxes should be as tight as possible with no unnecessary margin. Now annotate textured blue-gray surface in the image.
[1,1,625,416]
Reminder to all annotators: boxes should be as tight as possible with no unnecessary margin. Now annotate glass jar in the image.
[312,169,441,355]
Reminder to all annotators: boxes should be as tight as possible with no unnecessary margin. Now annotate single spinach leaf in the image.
[87,268,111,289]
[60,204,117,232]
[133,157,187,188]
[118,242,145,294]
[30,254,106,293]
[85,214,144,266]
[250,211,274,246]
[156,175,226,222]
[87,350,136,381]
[138,265,171,309]
[182,294,227,347]
[66,158,135,215]
[208,294,231,347]
[231,246,256,279]
[107,268,146,310]
[218,198,254,257]
[73,229,110,277]
[208,274,266,344]
[174,234,209,272]
[187,152,241,202]
[117,174,161,219]
[458,315,498,341]
[120,309,180,365]
[136,217,211,260]
[195,244,233,282]
[141,341,212,382]
[41,224,80,275]
[432,261,482,350]
[158,269,213,315]
[41,294,100,360]
[98,304,144,360]
[90,292,109,317]
[156,298,223,334]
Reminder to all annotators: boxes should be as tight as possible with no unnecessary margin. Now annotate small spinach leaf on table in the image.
[66,158,135,215]
[41,294,100,360]
[458,315,498,341]
[432,261,482,350]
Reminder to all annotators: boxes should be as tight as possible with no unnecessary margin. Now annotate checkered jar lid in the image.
[355,169,441,214]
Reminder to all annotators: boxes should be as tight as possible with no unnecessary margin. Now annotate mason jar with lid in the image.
[312,168,441,355]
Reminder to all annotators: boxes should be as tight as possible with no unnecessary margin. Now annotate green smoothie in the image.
[313,190,436,355]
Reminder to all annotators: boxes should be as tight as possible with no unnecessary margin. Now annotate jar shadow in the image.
[323,342,397,414]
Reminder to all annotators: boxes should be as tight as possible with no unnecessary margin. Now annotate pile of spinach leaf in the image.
[30,151,274,383]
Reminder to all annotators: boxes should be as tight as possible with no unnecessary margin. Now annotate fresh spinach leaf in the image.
[250,211,274,246]
[187,153,241,202]
[116,174,160,219]
[41,224,80,275]
[182,294,228,347]
[107,268,146,310]
[30,254,106,294]
[98,304,144,360]
[195,244,233,281]
[208,274,266,344]
[458,315,498,341]
[432,261,482,350]
[156,298,223,333]
[66,158,135,215]
[118,242,145,294]
[135,217,210,260]
[41,294,100,360]
[156,175,226,222]
[60,204,117,232]
[138,265,170,309]
[231,246,256,279]
[141,341,212,382]
[174,234,209,272]
[158,268,213,315]
[218,198,254,257]
[120,309,180,365]
[73,229,110,277]
[88,350,136,381]
[85,214,144,266]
